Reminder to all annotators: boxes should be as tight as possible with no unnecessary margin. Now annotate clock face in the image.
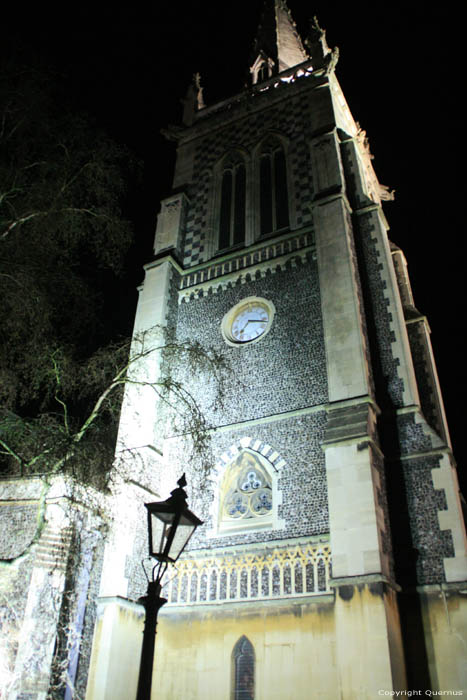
[221,297,275,346]
[231,303,269,342]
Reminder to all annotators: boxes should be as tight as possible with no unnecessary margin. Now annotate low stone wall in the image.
[0,476,104,700]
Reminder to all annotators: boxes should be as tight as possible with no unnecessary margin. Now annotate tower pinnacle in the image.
[249,0,308,84]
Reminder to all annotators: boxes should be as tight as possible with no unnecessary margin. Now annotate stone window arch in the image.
[218,151,247,252]
[258,135,290,236]
[220,449,272,526]
[250,133,295,239]
[232,636,255,700]
[209,438,286,537]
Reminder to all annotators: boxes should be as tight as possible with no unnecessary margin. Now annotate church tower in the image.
[86,3,467,698]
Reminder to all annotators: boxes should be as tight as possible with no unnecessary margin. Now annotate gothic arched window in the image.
[233,636,255,700]
[259,138,289,236]
[219,449,273,532]
[218,153,246,251]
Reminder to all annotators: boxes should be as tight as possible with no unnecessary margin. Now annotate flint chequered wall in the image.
[182,88,314,267]
[174,256,327,427]
[169,411,327,550]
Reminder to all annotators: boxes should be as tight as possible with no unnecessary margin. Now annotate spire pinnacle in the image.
[249,0,308,84]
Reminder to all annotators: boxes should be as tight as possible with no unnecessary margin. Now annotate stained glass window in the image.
[220,451,273,525]
[233,636,255,700]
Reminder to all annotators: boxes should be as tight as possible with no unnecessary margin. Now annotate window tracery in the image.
[259,137,289,236]
[233,636,255,700]
[205,137,296,260]
[218,152,246,251]
[219,450,273,529]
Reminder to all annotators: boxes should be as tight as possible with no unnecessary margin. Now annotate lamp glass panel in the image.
[149,511,196,562]
[168,520,196,561]
[149,512,174,558]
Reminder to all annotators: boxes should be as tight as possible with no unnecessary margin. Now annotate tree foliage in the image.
[0,61,227,492]
[0,60,138,484]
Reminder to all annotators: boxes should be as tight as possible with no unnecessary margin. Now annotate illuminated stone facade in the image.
[85,3,466,699]
[3,3,464,699]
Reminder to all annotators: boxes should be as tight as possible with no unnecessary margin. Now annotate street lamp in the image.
[136,474,202,700]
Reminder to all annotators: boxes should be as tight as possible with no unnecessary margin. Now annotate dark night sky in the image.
[2,2,465,488]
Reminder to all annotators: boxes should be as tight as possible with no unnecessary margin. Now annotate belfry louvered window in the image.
[233,636,255,700]
[218,153,246,251]
[259,138,289,235]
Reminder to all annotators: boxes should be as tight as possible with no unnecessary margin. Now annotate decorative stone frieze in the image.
[179,235,314,302]
[163,538,332,606]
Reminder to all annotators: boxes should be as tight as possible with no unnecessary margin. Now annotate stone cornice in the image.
[96,596,145,614]
[416,582,467,594]
[186,533,330,560]
[186,227,312,272]
[330,574,401,593]
[321,399,382,455]
[178,230,315,302]
[143,252,184,276]
[405,313,430,328]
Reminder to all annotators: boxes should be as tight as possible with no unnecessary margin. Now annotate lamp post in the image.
[136,474,202,700]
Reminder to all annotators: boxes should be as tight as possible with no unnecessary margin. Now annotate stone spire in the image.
[249,0,308,84]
